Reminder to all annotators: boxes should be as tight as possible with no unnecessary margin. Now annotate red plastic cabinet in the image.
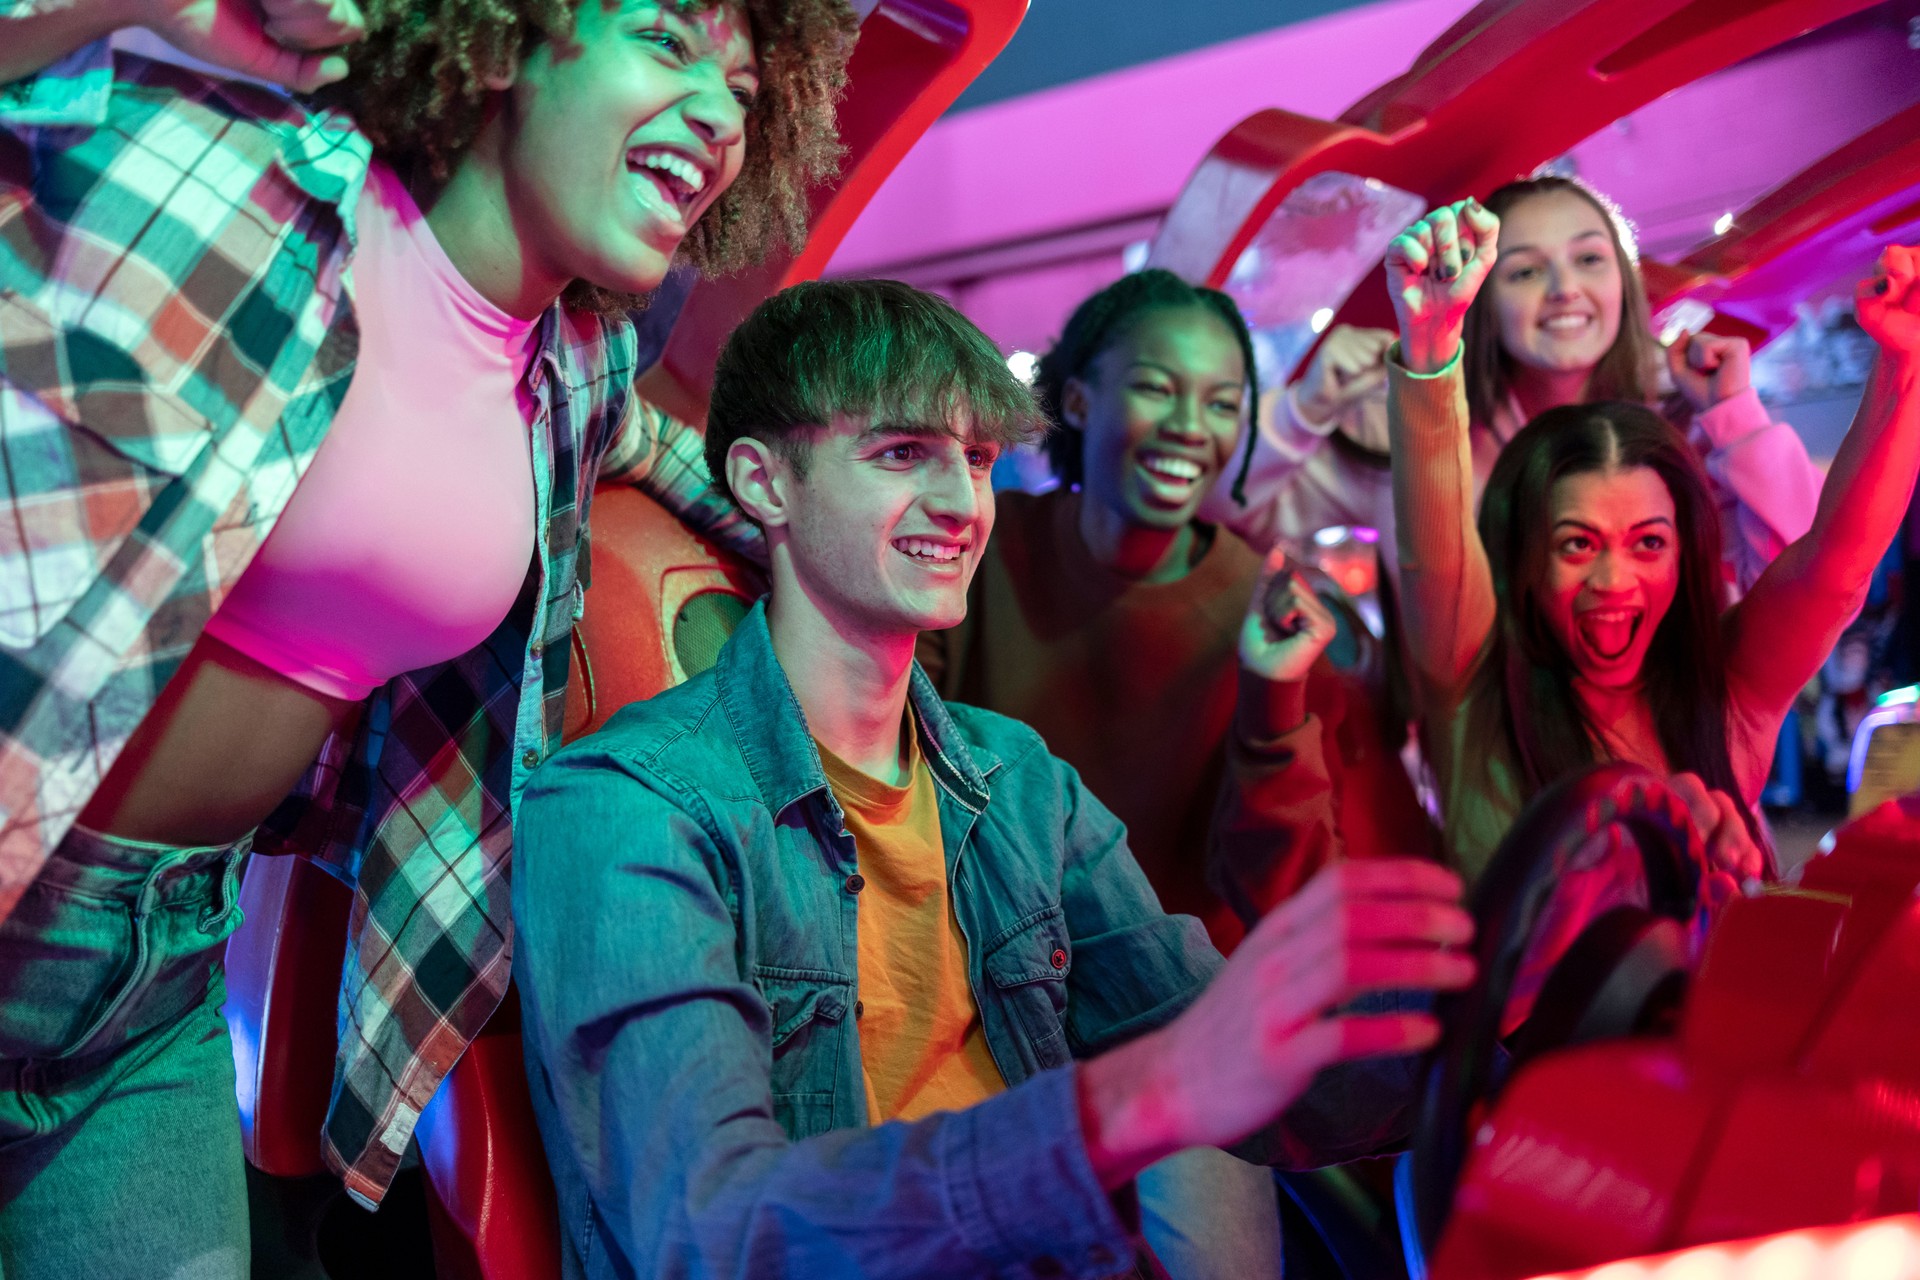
[1431,799,1920,1280]
[638,0,1029,426]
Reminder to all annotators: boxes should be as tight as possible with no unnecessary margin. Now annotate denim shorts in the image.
[0,823,249,1133]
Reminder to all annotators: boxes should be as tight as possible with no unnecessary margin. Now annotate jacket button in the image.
[845,873,866,894]
[521,749,541,768]
[530,641,544,658]
[1050,949,1067,970]
[854,1000,865,1020]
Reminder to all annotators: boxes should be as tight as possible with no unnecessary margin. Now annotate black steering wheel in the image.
[1399,763,1707,1272]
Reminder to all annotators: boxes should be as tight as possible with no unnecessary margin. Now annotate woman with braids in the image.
[1384,200,1920,888]
[919,269,1380,1280]
[0,0,852,1271]
[1207,175,1821,598]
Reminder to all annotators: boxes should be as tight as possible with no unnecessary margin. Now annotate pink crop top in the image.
[204,161,540,701]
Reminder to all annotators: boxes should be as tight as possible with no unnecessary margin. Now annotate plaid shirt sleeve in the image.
[599,392,766,564]
[0,51,365,912]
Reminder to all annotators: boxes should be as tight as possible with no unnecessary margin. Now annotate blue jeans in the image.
[1139,1147,1282,1280]
[0,824,251,1279]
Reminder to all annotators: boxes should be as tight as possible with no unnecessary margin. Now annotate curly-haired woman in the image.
[0,0,853,1271]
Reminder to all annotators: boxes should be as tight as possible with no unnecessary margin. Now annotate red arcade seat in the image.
[410,490,764,1280]
[224,2,1029,1275]
[408,491,768,1280]
[1429,795,1920,1280]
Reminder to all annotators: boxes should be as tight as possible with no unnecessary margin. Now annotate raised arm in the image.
[1667,332,1821,591]
[1,0,362,94]
[1198,326,1397,552]
[1725,245,1920,717]
[599,389,767,563]
[1208,551,1343,924]
[1383,202,1502,699]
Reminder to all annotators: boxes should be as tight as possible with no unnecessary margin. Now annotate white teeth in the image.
[896,538,962,563]
[1140,454,1203,482]
[627,149,707,196]
[1542,315,1591,330]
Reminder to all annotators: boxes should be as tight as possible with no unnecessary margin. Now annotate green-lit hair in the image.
[1032,269,1262,503]
[706,279,1046,512]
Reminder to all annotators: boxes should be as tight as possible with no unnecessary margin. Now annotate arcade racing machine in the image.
[1139,1,1920,1277]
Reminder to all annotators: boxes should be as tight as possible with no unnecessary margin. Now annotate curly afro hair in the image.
[320,0,858,295]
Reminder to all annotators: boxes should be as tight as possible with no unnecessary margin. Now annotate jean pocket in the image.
[0,849,245,1063]
[0,878,142,1062]
[756,968,850,1136]
[984,907,1072,1071]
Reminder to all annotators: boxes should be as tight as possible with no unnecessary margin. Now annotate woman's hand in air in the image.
[1669,772,1765,906]
[146,0,365,92]
[1078,859,1474,1184]
[1667,333,1753,413]
[1239,549,1338,687]
[1296,325,1396,429]
[1384,200,1501,374]
[1858,244,1920,364]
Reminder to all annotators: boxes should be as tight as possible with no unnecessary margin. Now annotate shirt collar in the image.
[715,600,996,819]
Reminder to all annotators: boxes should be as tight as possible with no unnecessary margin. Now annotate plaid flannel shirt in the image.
[0,37,755,1205]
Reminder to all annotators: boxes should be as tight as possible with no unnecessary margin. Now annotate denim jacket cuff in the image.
[939,1066,1143,1279]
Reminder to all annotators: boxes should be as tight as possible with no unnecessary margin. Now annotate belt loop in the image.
[199,842,247,933]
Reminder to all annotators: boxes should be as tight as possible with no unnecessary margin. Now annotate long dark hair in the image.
[1471,401,1752,829]
[1033,269,1262,502]
[1462,176,1664,429]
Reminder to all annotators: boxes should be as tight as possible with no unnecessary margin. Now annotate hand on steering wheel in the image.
[1668,772,1766,908]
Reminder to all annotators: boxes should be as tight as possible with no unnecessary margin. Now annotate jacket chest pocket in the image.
[983,907,1073,1073]
[755,968,851,1139]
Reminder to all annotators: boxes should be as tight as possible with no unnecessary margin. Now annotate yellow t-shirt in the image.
[816,725,1007,1123]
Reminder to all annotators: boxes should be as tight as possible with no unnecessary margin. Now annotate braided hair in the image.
[1032,270,1262,503]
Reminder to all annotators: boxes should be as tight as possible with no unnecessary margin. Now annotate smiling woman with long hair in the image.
[1381,200,1920,883]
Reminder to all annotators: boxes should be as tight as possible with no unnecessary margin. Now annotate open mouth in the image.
[892,536,967,570]
[1134,449,1209,506]
[626,146,710,222]
[1576,607,1643,662]
[1539,313,1596,336]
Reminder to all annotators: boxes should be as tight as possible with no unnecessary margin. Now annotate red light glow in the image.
[1526,1218,1920,1280]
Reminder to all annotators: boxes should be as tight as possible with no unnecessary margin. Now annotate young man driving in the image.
[512,279,1474,1278]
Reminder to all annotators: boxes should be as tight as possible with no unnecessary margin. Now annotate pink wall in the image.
[1566,17,1920,261]
[826,0,1475,351]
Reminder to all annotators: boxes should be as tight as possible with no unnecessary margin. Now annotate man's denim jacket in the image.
[513,602,1413,1280]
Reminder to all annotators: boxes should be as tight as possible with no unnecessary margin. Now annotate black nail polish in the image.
[1435,265,1457,283]
[1876,279,1891,295]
